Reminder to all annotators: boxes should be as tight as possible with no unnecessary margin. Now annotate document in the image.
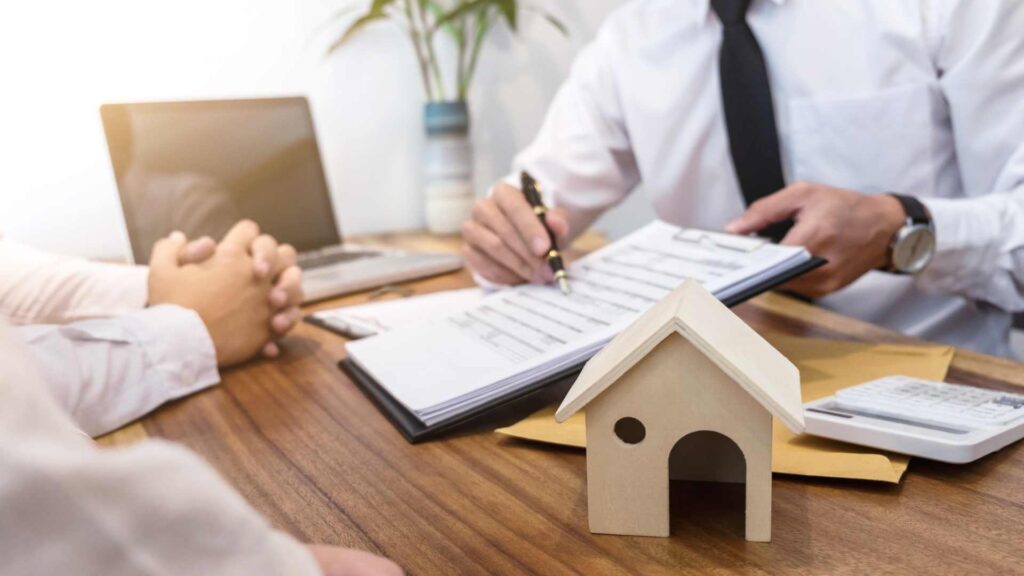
[346,221,815,427]
[311,288,485,338]
[495,334,956,483]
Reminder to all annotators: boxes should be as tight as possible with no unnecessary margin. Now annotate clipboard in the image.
[337,257,826,443]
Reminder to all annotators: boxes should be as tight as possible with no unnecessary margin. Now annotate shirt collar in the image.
[699,0,788,24]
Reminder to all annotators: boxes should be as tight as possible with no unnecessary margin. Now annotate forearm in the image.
[0,239,148,325]
[15,305,220,437]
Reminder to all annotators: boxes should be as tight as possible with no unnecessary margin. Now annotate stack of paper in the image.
[346,221,816,428]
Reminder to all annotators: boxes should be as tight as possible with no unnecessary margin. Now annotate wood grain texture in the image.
[99,233,1024,575]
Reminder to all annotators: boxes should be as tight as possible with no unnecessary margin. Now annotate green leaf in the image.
[493,0,517,31]
[370,0,399,13]
[326,12,384,54]
[539,12,567,36]
[430,0,489,34]
[325,0,398,55]
[425,0,464,44]
[519,5,567,37]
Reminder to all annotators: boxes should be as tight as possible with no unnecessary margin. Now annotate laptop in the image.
[101,97,462,302]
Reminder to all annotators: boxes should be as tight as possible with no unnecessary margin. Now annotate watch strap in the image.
[889,194,931,226]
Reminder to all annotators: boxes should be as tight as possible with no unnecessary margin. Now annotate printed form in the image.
[346,221,811,425]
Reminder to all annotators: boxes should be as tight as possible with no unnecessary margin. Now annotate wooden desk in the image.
[101,233,1024,575]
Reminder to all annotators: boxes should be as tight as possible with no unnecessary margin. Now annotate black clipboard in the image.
[332,257,826,443]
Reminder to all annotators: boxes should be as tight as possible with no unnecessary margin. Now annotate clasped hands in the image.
[147,220,303,367]
[147,223,404,574]
[464,181,907,300]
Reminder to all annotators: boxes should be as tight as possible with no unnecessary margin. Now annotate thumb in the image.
[149,231,187,270]
[725,187,805,235]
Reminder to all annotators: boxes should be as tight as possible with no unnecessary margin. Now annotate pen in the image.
[520,171,572,295]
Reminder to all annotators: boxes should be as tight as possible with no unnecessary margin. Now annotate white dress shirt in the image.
[512,0,1024,357]
[0,237,221,436]
[0,320,321,576]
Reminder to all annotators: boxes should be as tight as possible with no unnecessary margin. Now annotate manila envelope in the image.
[495,334,955,483]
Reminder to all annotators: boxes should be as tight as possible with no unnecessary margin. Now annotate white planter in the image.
[423,102,474,234]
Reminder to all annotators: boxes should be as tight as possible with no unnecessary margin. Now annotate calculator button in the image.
[994,395,1024,409]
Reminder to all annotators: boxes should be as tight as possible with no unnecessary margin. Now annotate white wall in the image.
[0,0,650,260]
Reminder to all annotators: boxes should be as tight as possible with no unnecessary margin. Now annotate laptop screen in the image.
[101,97,341,263]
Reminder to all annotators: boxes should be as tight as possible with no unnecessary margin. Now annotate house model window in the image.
[614,417,646,444]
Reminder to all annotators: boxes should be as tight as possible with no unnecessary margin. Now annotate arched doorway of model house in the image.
[667,430,748,538]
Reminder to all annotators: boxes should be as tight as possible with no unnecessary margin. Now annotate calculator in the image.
[803,376,1024,463]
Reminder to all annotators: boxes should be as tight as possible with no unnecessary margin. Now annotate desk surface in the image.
[102,232,1024,575]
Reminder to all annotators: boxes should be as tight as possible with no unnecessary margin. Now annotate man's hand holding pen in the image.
[462,180,571,288]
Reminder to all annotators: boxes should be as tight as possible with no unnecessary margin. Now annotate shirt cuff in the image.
[130,304,221,402]
[918,196,1003,293]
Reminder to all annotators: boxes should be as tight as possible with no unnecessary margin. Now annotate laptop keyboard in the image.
[298,250,376,270]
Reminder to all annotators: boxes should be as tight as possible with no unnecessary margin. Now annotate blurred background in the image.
[0,0,654,261]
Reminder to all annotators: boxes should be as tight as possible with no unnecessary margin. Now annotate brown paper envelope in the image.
[495,335,954,484]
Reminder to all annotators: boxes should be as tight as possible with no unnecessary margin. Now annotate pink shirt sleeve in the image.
[0,238,149,325]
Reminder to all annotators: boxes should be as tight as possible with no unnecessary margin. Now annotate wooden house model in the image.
[555,280,804,542]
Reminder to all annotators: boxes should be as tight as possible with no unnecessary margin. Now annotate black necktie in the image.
[712,0,792,242]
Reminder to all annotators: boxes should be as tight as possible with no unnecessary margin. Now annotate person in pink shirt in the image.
[0,220,401,575]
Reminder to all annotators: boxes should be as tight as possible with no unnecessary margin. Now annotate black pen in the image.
[520,171,572,295]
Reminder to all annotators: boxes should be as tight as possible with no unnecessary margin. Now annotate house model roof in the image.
[555,280,805,434]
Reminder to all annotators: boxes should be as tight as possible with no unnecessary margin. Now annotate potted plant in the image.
[327,0,567,234]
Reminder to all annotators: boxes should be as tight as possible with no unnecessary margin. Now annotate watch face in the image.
[892,226,936,274]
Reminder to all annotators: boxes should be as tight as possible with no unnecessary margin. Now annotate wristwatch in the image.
[886,194,936,275]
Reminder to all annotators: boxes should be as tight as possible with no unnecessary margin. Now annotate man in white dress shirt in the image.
[463,0,1024,357]
[0,222,402,574]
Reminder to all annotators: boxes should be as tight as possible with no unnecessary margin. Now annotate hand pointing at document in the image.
[726,182,907,299]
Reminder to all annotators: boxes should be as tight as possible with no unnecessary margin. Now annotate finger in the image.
[271,306,301,335]
[274,244,298,277]
[219,219,261,254]
[178,236,216,265]
[779,219,820,248]
[462,219,535,281]
[149,231,187,270]
[462,244,523,286]
[725,185,809,235]
[531,264,555,284]
[270,266,303,309]
[493,184,554,257]
[472,194,536,267]
[545,208,571,240]
[249,234,279,280]
[261,341,280,358]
